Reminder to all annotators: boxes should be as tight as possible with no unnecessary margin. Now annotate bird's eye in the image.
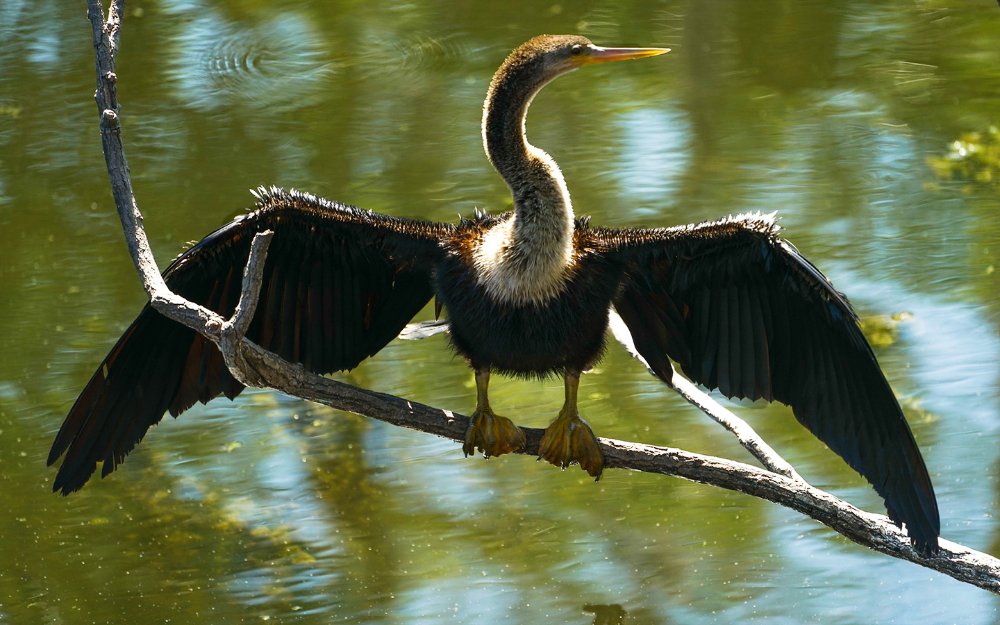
[570,44,583,56]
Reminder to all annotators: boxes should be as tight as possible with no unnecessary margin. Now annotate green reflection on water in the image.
[2,1,1000,623]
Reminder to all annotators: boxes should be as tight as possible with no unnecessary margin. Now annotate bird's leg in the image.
[537,371,603,479]
[463,367,526,458]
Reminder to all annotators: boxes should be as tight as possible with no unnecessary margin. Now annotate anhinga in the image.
[49,35,940,552]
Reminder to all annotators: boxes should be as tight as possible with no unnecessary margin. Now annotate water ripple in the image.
[165,11,334,113]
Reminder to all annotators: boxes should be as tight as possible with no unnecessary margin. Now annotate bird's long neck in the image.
[476,59,575,304]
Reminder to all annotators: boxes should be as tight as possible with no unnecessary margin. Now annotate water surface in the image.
[2,1,999,623]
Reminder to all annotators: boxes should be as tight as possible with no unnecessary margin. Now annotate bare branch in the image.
[227,230,275,338]
[668,372,804,481]
[219,231,276,388]
[81,0,1000,596]
[608,309,800,479]
[88,0,164,297]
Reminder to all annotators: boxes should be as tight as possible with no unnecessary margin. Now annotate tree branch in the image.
[83,0,1000,594]
[219,230,275,387]
[608,309,803,480]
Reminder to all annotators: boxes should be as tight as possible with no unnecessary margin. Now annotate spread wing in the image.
[598,213,939,552]
[49,187,452,494]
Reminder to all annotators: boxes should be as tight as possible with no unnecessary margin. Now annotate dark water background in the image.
[2,1,999,623]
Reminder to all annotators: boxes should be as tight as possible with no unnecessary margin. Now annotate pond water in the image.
[2,1,999,623]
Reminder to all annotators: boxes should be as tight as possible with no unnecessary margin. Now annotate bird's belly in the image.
[436,254,621,376]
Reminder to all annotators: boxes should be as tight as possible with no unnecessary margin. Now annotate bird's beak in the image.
[582,45,670,65]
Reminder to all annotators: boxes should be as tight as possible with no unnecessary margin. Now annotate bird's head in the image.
[494,35,669,93]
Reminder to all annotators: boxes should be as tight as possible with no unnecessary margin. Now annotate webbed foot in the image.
[463,407,526,458]
[538,409,604,479]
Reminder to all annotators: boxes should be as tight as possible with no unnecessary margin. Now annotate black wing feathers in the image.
[604,213,939,551]
[49,188,450,494]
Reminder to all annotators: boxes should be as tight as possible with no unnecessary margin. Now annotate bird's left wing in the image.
[596,213,939,552]
[48,187,453,494]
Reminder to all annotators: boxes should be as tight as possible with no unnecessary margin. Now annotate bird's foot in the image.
[538,409,604,479]
[463,406,526,458]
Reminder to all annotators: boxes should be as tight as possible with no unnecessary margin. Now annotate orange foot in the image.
[463,407,526,458]
[537,410,604,479]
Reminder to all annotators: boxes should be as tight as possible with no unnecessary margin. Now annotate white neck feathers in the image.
[473,146,575,305]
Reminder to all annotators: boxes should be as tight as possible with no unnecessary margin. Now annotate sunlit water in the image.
[2,1,1000,624]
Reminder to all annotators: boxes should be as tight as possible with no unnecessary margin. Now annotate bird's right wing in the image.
[596,213,939,552]
[48,187,453,494]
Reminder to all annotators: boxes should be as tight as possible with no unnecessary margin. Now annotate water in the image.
[2,1,999,623]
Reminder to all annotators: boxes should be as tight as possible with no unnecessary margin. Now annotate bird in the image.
[49,34,939,553]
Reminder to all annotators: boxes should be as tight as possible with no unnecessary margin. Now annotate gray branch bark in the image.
[84,0,1000,594]
[608,309,803,480]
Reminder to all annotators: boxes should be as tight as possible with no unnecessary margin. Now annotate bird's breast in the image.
[435,231,622,376]
[469,216,576,306]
